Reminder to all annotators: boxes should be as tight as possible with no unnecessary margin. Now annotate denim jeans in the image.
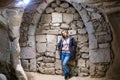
[61,52,71,76]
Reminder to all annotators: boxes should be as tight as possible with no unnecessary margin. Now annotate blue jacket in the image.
[58,37,77,59]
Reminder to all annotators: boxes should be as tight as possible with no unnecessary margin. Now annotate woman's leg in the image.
[61,53,71,77]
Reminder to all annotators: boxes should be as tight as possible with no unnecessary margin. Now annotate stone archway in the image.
[20,0,113,78]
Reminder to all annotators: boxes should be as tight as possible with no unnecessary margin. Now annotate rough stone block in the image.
[55,51,60,59]
[66,7,76,13]
[45,52,55,57]
[45,63,55,68]
[28,24,36,36]
[81,53,89,59]
[43,57,55,63]
[68,30,76,35]
[61,23,69,29]
[63,13,73,24]
[21,59,29,71]
[36,35,46,43]
[89,48,111,63]
[78,59,86,67]
[78,28,87,34]
[46,7,54,13]
[41,14,51,24]
[21,47,36,59]
[52,13,62,23]
[30,58,36,71]
[47,30,59,35]
[80,46,89,53]
[74,13,80,20]
[27,35,35,47]
[60,2,69,8]
[99,43,110,48]
[55,60,62,69]
[36,43,46,53]
[77,21,84,28]
[55,7,65,13]
[47,44,56,52]
[36,29,47,35]
[85,22,95,34]
[47,35,57,44]
[51,3,57,8]
[78,35,88,43]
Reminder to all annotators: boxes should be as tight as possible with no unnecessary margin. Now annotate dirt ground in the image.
[26,72,113,80]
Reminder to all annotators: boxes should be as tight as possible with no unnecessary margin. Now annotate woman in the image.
[58,30,77,80]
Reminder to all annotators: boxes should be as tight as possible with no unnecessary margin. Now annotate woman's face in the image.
[62,31,68,38]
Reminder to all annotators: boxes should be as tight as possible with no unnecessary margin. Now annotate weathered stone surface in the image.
[27,36,35,47]
[43,57,55,63]
[45,63,54,68]
[21,60,29,71]
[63,13,73,24]
[78,35,88,43]
[36,35,46,43]
[28,25,36,36]
[79,72,89,77]
[89,48,111,63]
[55,60,62,69]
[85,22,95,34]
[61,23,69,29]
[21,47,36,59]
[0,74,7,80]
[91,13,101,20]
[50,23,60,27]
[60,3,69,8]
[80,46,89,53]
[90,63,96,76]
[55,51,60,59]
[55,7,65,13]
[36,43,46,53]
[51,3,57,8]
[78,59,86,67]
[56,0,61,5]
[30,59,36,71]
[89,34,98,49]
[41,14,51,24]
[66,7,76,13]
[77,21,84,28]
[47,44,56,52]
[81,53,89,59]
[46,7,54,13]
[47,35,57,44]
[68,30,76,35]
[73,13,80,20]
[52,13,62,23]
[45,52,55,57]
[36,29,47,35]
[39,67,55,74]
[99,43,110,48]
[47,30,59,35]
[78,28,87,34]
[81,67,89,72]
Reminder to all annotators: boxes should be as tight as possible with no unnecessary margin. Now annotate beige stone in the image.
[47,30,59,35]
[66,7,76,13]
[61,23,69,29]
[36,35,46,42]
[55,7,65,13]
[41,14,51,24]
[63,14,73,24]
[68,30,76,35]
[47,44,56,52]
[60,3,69,8]
[46,7,54,13]
[36,43,46,53]
[52,13,62,23]
[74,13,80,20]
[78,59,86,67]
[51,3,57,8]
[47,35,57,44]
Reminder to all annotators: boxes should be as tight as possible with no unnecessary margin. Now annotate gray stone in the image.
[99,43,110,48]
[28,24,36,36]
[78,28,87,34]
[27,36,35,47]
[46,7,54,13]
[41,14,51,24]
[0,74,7,80]
[60,3,69,8]
[85,22,95,34]
[74,13,80,20]
[55,7,65,13]
[89,34,98,49]
[89,48,111,63]
[21,47,36,59]
[47,44,56,52]
[66,7,76,14]
[61,23,69,29]
[30,59,36,71]
[36,35,46,43]
[63,13,73,24]
[21,60,29,71]
[36,43,46,53]
[91,13,101,20]
[52,13,62,23]
[80,46,89,53]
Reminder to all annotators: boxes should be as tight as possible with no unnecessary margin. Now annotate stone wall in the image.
[20,0,113,78]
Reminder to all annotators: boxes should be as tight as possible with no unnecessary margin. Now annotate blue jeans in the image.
[61,52,71,76]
